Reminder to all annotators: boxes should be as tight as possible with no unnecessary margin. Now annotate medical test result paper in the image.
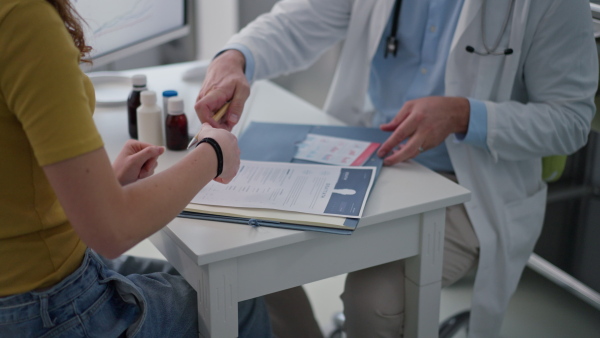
[189,160,376,219]
[294,133,381,166]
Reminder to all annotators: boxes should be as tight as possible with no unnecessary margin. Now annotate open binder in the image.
[179,122,391,234]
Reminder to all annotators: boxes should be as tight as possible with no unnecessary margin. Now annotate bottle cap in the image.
[132,74,147,87]
[162,90,178,98]
[140,90,157,105]
[168,97,184,115]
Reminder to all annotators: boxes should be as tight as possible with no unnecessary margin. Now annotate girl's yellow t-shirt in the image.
[0,0,104,296]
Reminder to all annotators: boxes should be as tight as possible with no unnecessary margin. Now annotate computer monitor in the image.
[74,0,189,68]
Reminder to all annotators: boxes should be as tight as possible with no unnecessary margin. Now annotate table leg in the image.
[404,208,446,338]
[197,259,239,338]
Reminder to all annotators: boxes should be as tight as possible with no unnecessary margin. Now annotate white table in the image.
[92,61,471,338]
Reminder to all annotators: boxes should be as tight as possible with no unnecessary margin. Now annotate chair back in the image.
[542,155,567,183]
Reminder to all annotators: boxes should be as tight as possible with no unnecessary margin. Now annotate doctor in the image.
[195,0,597,337]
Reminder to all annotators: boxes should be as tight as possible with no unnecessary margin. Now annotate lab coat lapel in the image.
[450,0,482,54]
[367,0,396,59]
[450,0,529,101]
[446,0,485,98]
[325,0,394,126]
[496,0,530,101]
[447,1,532,336]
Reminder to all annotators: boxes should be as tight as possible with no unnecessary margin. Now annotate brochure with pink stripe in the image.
[294,133,381,166]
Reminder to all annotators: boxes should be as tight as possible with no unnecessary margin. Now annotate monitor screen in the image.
[74,0,189,67]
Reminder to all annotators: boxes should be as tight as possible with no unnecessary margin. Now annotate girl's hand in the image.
[113,140,165,185]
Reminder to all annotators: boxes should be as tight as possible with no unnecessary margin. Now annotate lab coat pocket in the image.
[504,185,547,259]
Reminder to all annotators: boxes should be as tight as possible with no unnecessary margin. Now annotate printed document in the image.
[294,134,381,166]
[191,160,376,218]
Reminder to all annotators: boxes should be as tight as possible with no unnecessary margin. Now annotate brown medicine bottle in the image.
[127,74,147,139]
[165,97,189,150]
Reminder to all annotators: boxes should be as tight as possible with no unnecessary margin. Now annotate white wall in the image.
[196,0,239,59]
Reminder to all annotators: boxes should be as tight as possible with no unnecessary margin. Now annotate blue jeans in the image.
[0,249,273,337]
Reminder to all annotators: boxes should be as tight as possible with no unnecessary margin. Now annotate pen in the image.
[187,102,231,149]
[212,101,231,122]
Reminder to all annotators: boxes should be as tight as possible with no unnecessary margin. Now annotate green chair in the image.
[542,155,568,183]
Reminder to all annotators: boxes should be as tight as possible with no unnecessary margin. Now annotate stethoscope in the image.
[385,0,515,59]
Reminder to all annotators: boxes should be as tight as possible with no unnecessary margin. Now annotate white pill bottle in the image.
[136,90,164,146]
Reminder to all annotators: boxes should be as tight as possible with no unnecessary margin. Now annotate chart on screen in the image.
[73,0,187,65]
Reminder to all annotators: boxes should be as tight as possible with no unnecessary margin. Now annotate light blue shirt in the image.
[370,0,487,173]
[224,0,489,173]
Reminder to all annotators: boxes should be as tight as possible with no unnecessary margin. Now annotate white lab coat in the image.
[228,0,597,336]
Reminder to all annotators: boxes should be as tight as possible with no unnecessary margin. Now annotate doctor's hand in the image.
[113,140,165,186]
[377,96,470,166]
[195,50,249,131]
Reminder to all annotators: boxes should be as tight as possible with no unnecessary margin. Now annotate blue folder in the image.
[178,122,391,234]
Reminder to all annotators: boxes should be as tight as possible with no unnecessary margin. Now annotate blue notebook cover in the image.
[178,122,391,234]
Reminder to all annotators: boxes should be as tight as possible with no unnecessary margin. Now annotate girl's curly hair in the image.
[46,0,92,63]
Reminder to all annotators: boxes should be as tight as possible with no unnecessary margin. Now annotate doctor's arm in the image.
[378,0,597,165]
[479,0,597,161]
[195,0,353,130]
